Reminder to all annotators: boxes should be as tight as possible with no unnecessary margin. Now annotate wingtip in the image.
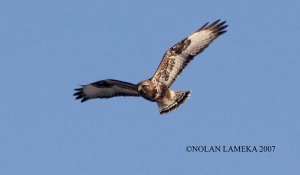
[210,20,228,36]
[198,22,209,31]
[218,30,227,36]
[198,19,228,32]
[81,97,88,102]
[73,85,89,102]
[73,91,82,96]
[75,95,83,100]
[207,19,221,28]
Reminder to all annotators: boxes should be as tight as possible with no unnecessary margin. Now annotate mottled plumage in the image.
[74,20,228,114]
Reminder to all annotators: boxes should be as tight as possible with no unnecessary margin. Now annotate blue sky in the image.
[0,0,299,174]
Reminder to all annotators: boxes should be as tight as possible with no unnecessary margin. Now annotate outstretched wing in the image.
[151,19,227,88]
[73,79,139,102]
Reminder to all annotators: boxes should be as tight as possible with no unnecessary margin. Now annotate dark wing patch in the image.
[172,38,191,54]
[151,19,227,87]
[73,79,139,102]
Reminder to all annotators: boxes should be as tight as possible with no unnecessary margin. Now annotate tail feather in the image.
[159,91,191,114]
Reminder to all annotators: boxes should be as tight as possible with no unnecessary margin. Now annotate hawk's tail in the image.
[159,91,191,114]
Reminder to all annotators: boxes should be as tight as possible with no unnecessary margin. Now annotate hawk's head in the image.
[137,80,156,101]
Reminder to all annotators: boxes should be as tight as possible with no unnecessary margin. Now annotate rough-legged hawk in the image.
[74,19,228,114]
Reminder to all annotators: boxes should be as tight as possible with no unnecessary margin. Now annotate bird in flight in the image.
[74,19,228,114]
